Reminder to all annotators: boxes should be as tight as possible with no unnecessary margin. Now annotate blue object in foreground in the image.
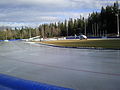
[0,74,73,90]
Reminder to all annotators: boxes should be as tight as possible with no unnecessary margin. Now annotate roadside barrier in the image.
[0,73,73,90]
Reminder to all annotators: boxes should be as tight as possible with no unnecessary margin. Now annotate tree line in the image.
[0,27,38,40]
[0,2,119,40]
[38,1,120,38]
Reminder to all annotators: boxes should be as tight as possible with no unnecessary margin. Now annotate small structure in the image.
[4,40,9,42]
[79,35,87,40]
[26,36,41,41]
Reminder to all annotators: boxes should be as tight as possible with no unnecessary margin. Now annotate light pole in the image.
[116,14,120,37]
[84,19,87,36]
[111,5,119,37]
[67,26,68,36]
[4,29,7,40]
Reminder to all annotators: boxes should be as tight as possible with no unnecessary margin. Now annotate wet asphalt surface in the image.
[0,41,120,90]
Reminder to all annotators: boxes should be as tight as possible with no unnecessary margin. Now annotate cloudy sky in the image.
[0,0,118,27]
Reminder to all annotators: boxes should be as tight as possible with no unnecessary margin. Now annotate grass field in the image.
[40,39,120,49]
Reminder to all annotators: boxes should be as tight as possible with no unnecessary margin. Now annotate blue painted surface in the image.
[8,39,22,41]
[0,39,22,42]
[0,40,4,42]
[0,74,73,90]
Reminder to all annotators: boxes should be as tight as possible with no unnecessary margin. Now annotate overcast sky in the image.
[0,0,118,27]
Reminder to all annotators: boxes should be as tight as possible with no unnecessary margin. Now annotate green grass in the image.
[41,39,120,49]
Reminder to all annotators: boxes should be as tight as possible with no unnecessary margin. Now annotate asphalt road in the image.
[0,41,120,90]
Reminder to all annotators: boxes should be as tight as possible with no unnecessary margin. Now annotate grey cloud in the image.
[0,0,102,27]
